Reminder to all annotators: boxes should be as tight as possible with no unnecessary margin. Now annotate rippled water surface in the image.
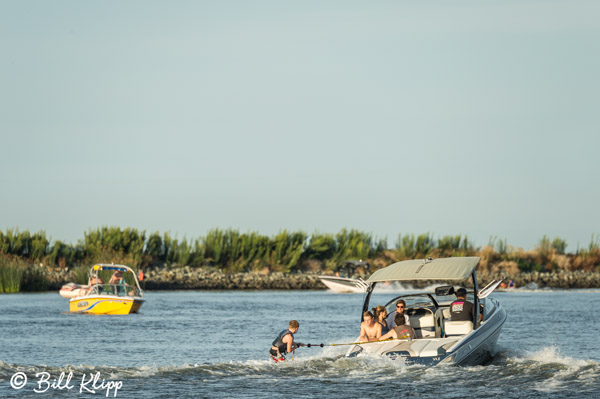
[1,288,599,398]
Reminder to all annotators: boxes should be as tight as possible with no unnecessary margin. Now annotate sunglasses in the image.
[396,305,405,308]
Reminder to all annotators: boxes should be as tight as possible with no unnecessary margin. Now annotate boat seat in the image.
[444,320,473,336]
[410,313,436,338]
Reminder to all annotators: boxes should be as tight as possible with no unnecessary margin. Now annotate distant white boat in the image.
[318,260,371,293]
[318,276,369,293]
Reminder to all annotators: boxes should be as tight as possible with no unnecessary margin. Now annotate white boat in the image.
[345,256,506,366]
[318,276,369,293]
[59,282,89,299]
[318,260,370,293]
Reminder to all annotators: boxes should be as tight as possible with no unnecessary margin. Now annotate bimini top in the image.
[92,264,132,273]
[367,257,480,282]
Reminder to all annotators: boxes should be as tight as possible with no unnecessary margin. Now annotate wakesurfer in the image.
[270,320,305,362]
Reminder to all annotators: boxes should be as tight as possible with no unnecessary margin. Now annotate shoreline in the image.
[140,267,600,290]
[44,267,600,291]
[3,267,600,293]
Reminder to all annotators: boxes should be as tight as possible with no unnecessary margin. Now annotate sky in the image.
[1,0,599,251]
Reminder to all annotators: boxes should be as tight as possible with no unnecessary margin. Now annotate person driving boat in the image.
[450,287,474,321]
[109,271,125,285]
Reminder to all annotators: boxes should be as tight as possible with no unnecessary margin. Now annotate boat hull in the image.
[69,295,144,315]
[59,283,89,299]
[318,276,365,293]
[449,302,506,366]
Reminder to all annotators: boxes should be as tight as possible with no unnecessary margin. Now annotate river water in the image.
[1,288,599,398]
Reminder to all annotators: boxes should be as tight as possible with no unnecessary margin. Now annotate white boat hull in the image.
[59,283,89,299]
[318,276,366,293]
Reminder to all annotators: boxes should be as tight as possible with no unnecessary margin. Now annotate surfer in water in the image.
[270,320,305,362]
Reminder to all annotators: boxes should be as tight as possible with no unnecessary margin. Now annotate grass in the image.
[0,256,25,293]
[1,227,599,293]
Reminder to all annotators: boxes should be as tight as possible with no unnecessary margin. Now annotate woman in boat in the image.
[359,311,382,342]
[372,305,390,335]
[380,314,416,341]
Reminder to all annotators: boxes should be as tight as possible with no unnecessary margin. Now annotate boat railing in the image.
[88,284,143,297]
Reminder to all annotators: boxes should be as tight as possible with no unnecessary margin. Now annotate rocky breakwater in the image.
[408,271,600,290]
[142,268,600,290]
[486,270,600,289]
[42,267,600,292]
[143,267,326,290]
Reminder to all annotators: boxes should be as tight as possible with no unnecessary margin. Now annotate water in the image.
[1,288,599,398]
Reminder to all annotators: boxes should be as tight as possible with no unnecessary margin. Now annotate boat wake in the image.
[508,346,600,393]
[2,346,598,398]
[2,346,597,380]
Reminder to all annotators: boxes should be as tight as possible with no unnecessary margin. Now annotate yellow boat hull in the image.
[69,295,144,315]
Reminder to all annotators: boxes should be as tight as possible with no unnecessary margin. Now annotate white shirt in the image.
[386,311,410,328]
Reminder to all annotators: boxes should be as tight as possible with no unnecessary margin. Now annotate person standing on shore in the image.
[270,320,304,362]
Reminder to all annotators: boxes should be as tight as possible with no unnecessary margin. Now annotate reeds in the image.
[0,256,25,293]
[1,226,599,292]
[21,264,49,291]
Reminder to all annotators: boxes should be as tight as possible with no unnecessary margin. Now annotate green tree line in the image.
[1,227,599,293]
[0,227,388,272]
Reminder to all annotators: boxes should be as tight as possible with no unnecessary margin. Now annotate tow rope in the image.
[302,335,411,348]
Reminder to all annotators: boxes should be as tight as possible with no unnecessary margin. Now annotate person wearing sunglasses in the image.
[386,299,410,329]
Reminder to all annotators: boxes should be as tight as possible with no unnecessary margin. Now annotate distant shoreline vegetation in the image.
[1,227,599,293]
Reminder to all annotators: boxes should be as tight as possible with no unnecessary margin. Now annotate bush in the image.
[0,256,27,293]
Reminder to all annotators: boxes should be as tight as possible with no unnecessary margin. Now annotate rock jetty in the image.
[142,267,325,290]
[44,267,600,291]
[140,267,600,290]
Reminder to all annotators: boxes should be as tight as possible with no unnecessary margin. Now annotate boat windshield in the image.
[383,294,435,310]
[88,284,142,297]
[378,292,475,309]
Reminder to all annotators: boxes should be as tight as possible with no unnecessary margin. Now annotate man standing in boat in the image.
[270,320,304,362]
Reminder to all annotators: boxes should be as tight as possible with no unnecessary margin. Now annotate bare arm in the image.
[282,334,294,354]
[371,323,382,341]
[359,322,368,342]
[380,329,396,341]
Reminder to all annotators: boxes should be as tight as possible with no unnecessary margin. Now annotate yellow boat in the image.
[65,264,145,315]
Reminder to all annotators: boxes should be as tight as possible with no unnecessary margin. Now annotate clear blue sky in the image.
[1,1,599,251]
